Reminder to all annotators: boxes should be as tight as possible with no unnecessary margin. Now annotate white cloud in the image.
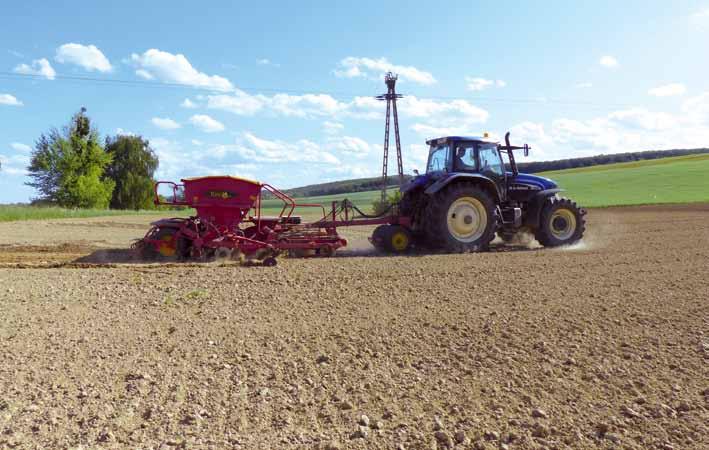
[400,96,489,137]
[648,83,686,97]
[327,136,372,158]
[55,43,112,72]
[135,69,154,80]
[269,93,346,118]
[151,117,181,130]
[575,82,593,88]
[0,94,23,106]
[608,108,677,131]
[207,89,266,115]
[682,91,709,124]
[181,98,198,108]
[690,8,709,28]
[189,114,225,133]
[398,97,488,121]
[130,49,233,91]
[323,121,344,135]
[509,96,709,161]
[465,77,506,91]
[257,58,280,67]
[599,55,619,68]
[151,138,237,178]
[207,91,348,118]
[10,142,31,153]
[407,143,429,171]
[0,153,29,176]
[13,58,56,79]
[237,132,339,164]
[191,139,204,146]
[150,138,187,178]
[115,128,136,136]
[207,89,488,138]
[334,57,436,85]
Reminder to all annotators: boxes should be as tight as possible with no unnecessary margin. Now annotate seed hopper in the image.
[134,175,408,266]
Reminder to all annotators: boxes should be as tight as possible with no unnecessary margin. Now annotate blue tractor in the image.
[375,132,586,252]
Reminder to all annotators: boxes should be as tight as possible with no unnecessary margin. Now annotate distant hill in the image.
[285,148,709,197]
[516,148,709,173]
[285,175,413,198]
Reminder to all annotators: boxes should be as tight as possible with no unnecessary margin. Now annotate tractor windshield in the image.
[427,144,450,173]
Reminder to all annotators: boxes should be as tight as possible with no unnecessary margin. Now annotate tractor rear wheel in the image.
[534,197,586,247]
[425,184,497,252]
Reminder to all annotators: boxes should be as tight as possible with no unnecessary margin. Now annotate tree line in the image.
[24,108,159,209]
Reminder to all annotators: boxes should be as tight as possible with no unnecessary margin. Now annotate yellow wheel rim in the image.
[549,208,577,240]
[447,197,487,242]
[158,233,176,257]
[391,231,409,252]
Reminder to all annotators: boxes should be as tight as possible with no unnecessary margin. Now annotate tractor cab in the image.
[418,133,557,202]
[425,135,503,175]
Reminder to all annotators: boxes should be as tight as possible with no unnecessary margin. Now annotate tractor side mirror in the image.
[524,144,530,157]
[413,169,419,176]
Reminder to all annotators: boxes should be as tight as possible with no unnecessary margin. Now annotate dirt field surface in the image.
[1,205,707,449]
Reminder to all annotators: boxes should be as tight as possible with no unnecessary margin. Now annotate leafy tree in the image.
[104,135,159,210]
[26,108,115,208]
[372,190,402,215]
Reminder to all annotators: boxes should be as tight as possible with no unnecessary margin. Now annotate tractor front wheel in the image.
[426,184,497,252]
[534,197,586,247]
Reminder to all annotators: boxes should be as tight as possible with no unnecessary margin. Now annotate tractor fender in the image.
[424,173,500,202]
[525,188,563,227]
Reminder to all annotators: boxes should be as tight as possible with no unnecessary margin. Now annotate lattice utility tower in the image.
[376,72,404,201]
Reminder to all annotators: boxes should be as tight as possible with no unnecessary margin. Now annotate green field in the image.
[2,154,707,222]
[539,153,709,207]
[0,205,169,222]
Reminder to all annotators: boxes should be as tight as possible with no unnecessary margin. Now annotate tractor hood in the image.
[508,172,558,190]
[401,171,558,194]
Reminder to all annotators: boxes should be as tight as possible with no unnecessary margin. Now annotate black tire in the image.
[370,224,413,253]
[382,225,413,253]
[263,257,278,267]
[371,225,389,251]
[534,197,586,247]
[141,227,183,261]
[424,184,497,252]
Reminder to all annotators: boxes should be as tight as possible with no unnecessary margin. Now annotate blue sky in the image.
[1,1,708,203]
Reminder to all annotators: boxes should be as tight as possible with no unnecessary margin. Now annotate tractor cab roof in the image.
[425,136,498,146]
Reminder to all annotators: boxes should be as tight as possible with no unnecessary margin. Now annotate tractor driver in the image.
[454,145,476,172]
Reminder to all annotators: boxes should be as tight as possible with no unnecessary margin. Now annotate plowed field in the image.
[1,205,707,449]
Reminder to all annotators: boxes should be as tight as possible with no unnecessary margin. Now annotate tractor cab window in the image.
[453,144,476,171]
[478,144,504,177]
[427,145,450,173]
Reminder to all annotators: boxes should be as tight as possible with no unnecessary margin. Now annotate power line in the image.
[0,71,632,110]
